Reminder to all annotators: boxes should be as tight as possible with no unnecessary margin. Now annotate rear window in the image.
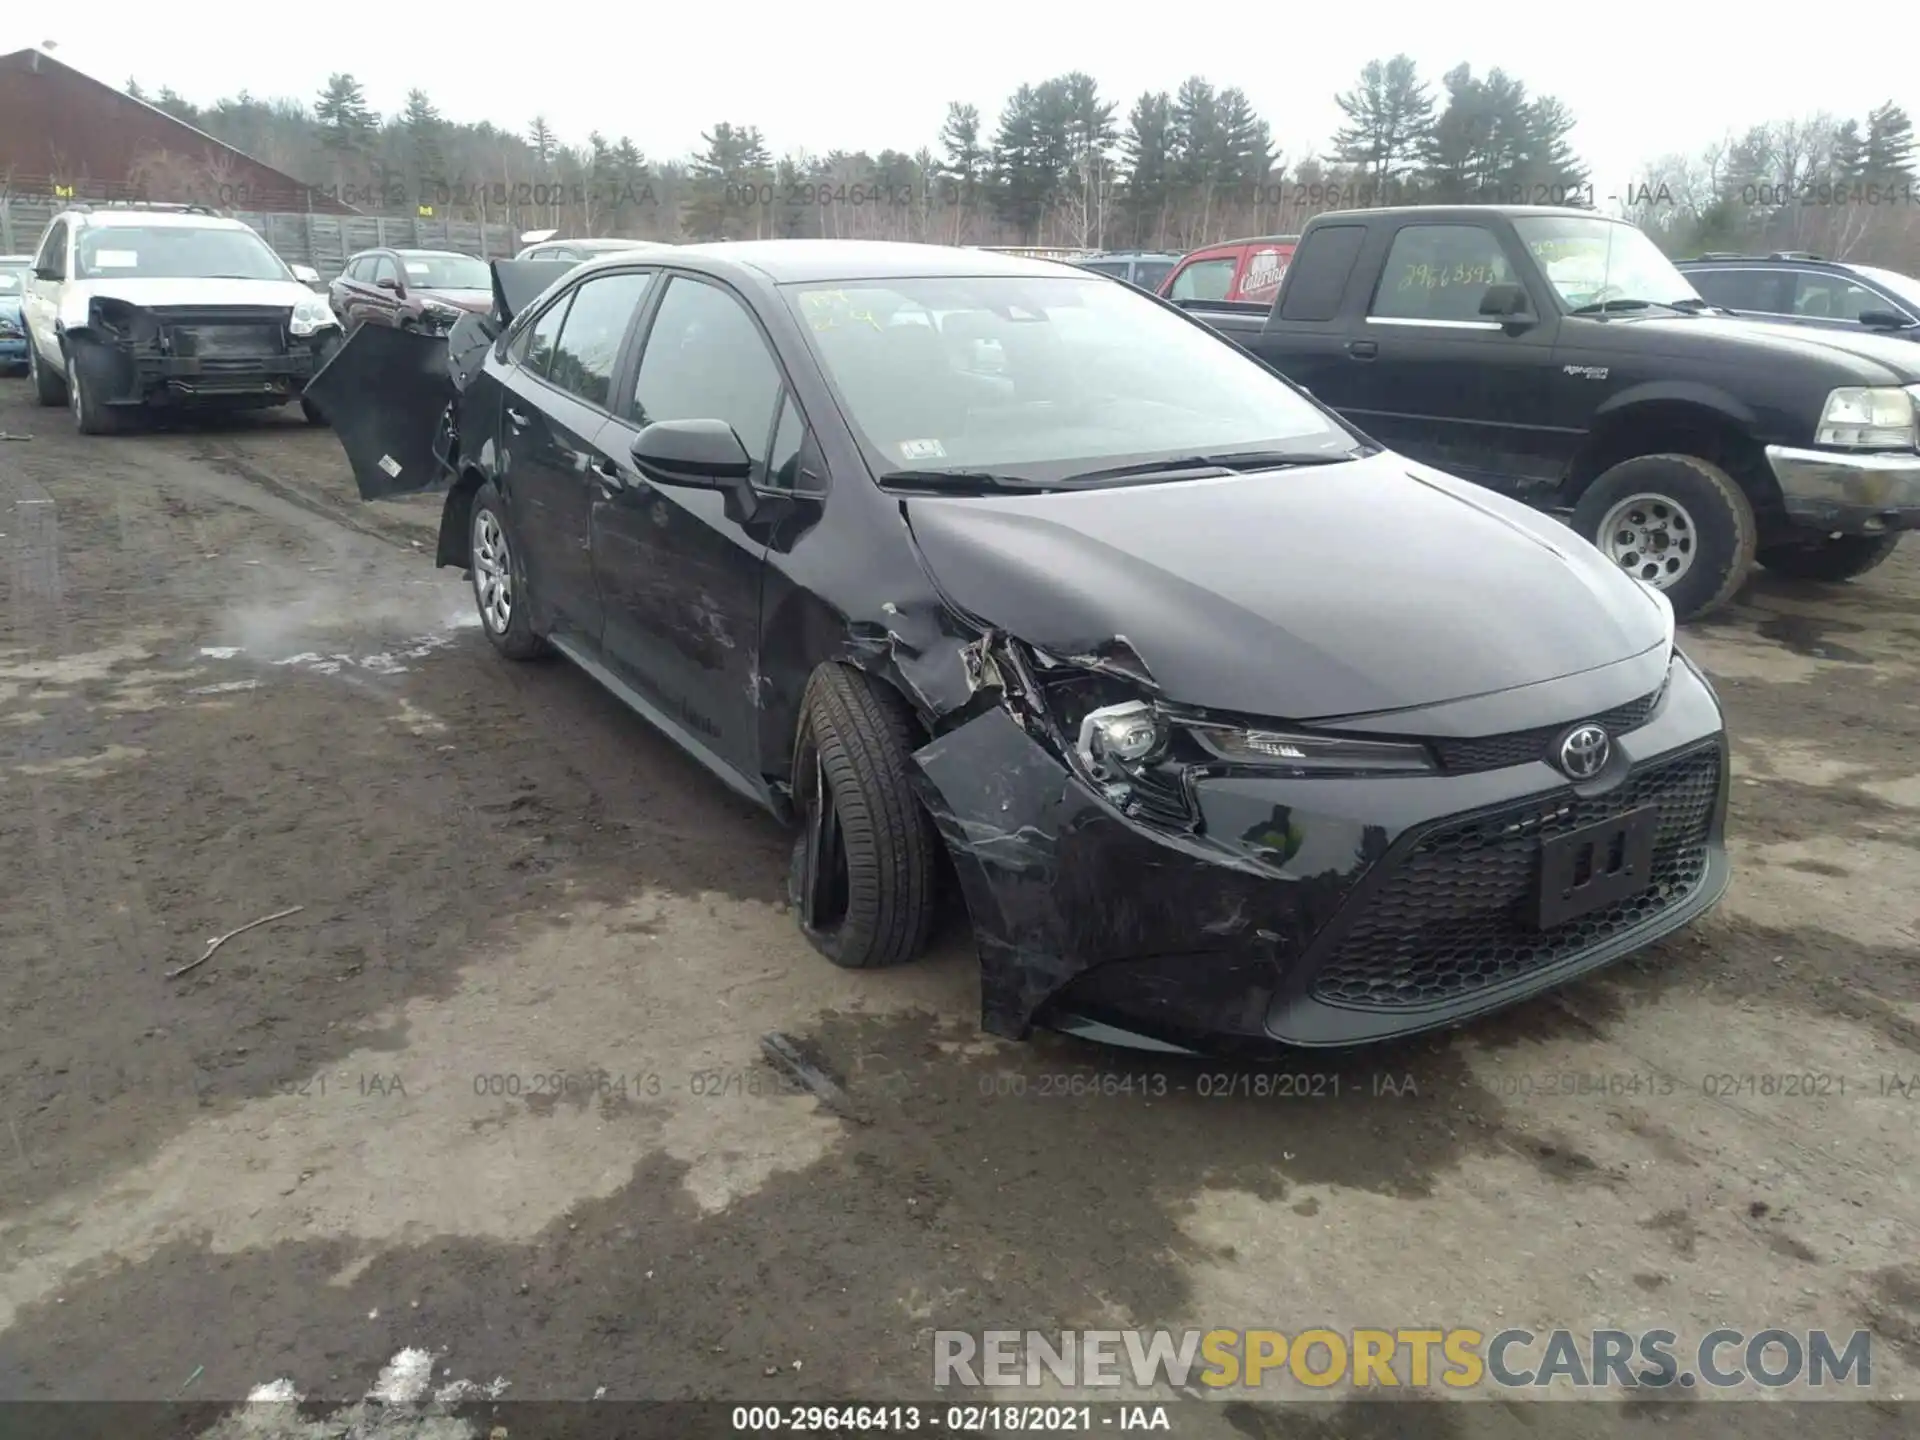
[1279,226,1365,322]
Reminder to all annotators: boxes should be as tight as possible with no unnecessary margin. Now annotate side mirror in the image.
[1857,308,1915,331]
[376,276,400,293]
[33,265,60,282]
[631,418,753,488]
[291,263,320,285]
[1479,283,1532,320]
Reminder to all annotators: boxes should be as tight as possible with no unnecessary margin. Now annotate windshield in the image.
[400,254,491,290]
[786,275,1357,482]
[72,225,290,282]
[1511,216,1702,311]
[1848,264,1920,314]
[0,266,27,297]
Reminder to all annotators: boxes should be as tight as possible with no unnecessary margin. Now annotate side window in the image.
[1280,226,1365,321]
[631,277,784,468]
[546,270,653,408]
[1134,261,1174,293]
[1078,260,1127,279]
[1685,269,1761,310]
[1794,272,1885,323]
[35,220,67,278]
[372,255,398,286]
[1371,225,1513,322]
[763,393,822,495]
[513,292,572,377]
[1168,257,1236,302]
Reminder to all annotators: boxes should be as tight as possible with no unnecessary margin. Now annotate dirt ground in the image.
[2,375,1918,1437]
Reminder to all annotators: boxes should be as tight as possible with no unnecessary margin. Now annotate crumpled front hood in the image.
[902,451,1669,721]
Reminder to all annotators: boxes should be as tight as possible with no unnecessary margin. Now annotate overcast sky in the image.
[4,6,1892,196]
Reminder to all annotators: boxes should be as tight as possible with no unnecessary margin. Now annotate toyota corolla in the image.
[308,240,1731,1054]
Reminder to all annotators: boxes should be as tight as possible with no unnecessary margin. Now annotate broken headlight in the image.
[1026,645,1434,795]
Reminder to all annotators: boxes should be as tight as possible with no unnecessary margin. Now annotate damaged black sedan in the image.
[310,240,1730,1054]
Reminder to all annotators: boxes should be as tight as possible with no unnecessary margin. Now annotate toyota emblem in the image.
[1556,724,1611,780]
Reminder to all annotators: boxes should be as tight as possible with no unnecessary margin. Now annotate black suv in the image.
[1676,253,1920,341]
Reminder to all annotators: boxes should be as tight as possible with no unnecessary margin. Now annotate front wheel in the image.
[66,343,129,435]
[1570,453,1757,622]
[787,664,939,970]
[468,481,550,660]
[300,395,328,426]
[1757,533,1900,583]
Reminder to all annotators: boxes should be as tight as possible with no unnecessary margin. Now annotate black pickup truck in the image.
[1183,205,1920,620]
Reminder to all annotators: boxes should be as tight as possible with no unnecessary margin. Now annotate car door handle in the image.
[505,406,531,430]
[1346,339,1378,359]
[591,458,627,493]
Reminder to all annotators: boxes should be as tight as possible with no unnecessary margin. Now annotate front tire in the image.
[300,395,328,426]
[1757,533,1900,583]
[1571,453,1757,621]
[28,337,66,407]
[66,342,128,435]
[787,664,938,971]
[468,481,549,660]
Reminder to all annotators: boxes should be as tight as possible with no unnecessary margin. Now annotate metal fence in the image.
[0,195,515,280]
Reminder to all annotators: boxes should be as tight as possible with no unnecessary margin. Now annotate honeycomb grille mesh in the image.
[1308,743,1721,1010]
[1431,689,1663,774]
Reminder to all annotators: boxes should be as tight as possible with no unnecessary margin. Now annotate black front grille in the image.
[1308,742,1721,1010]
[1122,766,1198,830]
[1432,688,1663,774]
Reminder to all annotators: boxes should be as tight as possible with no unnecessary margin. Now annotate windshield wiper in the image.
[876,469,1062,494]
[1058,449,1359,484]
[1569,298,1700,317]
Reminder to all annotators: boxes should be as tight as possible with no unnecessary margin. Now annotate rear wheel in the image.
[1571,453,1757,621]
[787,664,938,970]
[28,336,66,406]
[1757,533,1900,583]
[468,481,549,660]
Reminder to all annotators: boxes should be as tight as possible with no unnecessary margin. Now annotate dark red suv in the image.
[329,248,493,334]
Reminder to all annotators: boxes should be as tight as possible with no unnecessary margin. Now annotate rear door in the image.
[590,272,785,780]
[494,284,605,640]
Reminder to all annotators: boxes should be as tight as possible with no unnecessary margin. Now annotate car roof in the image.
[1675,255,1852,269]
[1314,204,1601,224]
[68,209,253,231]
[393,248,477,259]
[578,239,1097,285]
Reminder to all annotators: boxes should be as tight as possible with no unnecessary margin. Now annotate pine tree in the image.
[1331,55,1434,199]
[1864,102,1915,180]
[314,74,374,158]
[1118,91,1176,247]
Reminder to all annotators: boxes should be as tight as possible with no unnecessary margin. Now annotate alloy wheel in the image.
[1597,492,1698,588]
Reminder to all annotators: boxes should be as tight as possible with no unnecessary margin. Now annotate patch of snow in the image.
[434,1377,511,1403]
[246,1379,303,1403]
[199,646,244,660]
[188,680,260,695]
[369,1347,437,1405]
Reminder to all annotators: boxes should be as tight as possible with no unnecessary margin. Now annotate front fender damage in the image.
[904,630,1284,1050]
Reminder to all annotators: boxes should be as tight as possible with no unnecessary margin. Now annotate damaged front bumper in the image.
[71,304,335,407]
[909,648,1729,1055]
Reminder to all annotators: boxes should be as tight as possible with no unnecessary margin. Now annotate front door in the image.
[590,274,783,781]
[1344,220,1567,497]
[22,218,67,373]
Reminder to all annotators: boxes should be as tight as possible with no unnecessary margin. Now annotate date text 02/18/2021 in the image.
[729,1404,1171,1431]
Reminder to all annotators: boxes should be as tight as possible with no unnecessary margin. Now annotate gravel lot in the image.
[1,376,1917,1437]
